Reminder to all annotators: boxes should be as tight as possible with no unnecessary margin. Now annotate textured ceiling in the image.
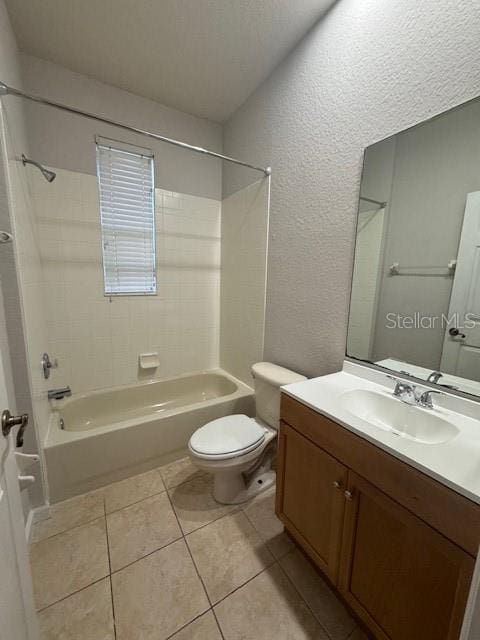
[5,0,333,122]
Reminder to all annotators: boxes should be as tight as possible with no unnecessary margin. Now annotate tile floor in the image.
[30,457,368,640]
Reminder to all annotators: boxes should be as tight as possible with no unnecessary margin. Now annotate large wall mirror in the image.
[347,96,480,397]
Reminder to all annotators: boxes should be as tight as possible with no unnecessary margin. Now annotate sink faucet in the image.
[417,389,444,409]
[387,376,444,409]
[387,375,417,405]
[48,386,72,400]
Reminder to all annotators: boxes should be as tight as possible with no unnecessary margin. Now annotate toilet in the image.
[188,362,306,504]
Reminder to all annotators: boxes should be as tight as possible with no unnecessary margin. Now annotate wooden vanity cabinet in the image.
[277,422,347,582]
[339,471,474,640]
[276,394,479,640]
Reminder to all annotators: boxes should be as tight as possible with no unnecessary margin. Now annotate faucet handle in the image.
[417,389,444,409]
[386,375,415,397]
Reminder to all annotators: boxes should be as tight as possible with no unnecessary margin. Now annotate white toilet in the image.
[188,362,306,504]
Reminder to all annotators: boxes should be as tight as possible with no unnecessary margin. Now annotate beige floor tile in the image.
[280,549,356,640]
[112,539,209,640]
[214,564,328,639]
[169,611,223,640]
[187,510,274,603]
[38,578,114,640]
[30,518,109,611]
[159,456,206,489]
[31,490,105,543]
[242,488,294,559]
[107,492,182,571]
[104,468,165,513]
[169,474,236,534]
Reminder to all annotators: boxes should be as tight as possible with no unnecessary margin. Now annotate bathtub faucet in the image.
[48,386,72,400]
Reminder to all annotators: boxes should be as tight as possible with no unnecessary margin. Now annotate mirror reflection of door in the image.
[441,192,480,382]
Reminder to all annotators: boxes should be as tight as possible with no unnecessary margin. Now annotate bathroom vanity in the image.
[276,365,480,640]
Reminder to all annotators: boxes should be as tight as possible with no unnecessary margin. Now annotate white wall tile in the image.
[32,171,221,393]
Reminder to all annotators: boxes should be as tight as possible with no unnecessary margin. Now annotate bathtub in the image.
[44,369,254,503]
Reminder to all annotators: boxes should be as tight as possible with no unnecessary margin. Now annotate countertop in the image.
[282,365,480,505]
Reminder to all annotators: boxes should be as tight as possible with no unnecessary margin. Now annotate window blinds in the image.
[96,140,156,295]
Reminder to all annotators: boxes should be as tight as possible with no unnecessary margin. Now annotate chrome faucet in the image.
[427,370,443,383]
[387,375,417,405]
[417,389,444,409]
[387,376,444,409]
[48,386,71,400]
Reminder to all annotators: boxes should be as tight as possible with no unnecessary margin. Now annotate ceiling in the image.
[5,0,333,123]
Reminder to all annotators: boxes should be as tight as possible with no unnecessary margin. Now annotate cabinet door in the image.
[276,422,348,582]
[339,472,474,640]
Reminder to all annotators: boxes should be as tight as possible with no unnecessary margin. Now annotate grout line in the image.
[103,500,118,640]
[163,610,214,640]
[275,558,334,640]
[104,487,167,516]
[165,485,225,639]
[165,488,214,607]
[210,563,275,609]
[211,607,227,640]
[175,504,239,537]
[30,513,105,546]
[35,575,110,614]
[109,534,184,575]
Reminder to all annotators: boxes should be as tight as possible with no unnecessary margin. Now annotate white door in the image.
[441,192,480,381]
[0,309,38,638]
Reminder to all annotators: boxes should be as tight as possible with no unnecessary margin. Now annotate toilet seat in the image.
[189,414,266,460]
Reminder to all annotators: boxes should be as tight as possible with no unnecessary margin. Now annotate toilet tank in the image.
[251,362,306,429]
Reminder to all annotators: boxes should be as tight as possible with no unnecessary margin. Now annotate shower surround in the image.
[30,166,222,394]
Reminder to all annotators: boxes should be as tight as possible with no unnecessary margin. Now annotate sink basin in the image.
[339,389,459,445]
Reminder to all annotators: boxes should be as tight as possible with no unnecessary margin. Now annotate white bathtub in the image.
[44,369,254,503]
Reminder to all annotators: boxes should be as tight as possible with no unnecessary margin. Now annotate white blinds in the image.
[96,141,156,295]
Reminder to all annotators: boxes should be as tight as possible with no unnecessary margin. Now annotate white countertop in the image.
[282,363,480,505]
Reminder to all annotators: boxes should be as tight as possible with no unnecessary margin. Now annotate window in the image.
[96,137,156,295]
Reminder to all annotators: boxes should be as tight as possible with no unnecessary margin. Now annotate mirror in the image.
[347,96,480,397]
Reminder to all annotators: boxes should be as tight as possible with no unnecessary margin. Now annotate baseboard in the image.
[25,503,50,543]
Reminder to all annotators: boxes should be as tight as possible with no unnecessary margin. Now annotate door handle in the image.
[449,327,466,339]
[2,410,28,447]
[344,490,354,501]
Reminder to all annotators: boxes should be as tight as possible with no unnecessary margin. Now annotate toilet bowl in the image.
[188,362,306,504]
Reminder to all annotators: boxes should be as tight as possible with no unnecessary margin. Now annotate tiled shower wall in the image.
[220,179,269,384]
[30,167,221,394]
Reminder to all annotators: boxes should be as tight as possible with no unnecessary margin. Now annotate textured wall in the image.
[223,0,480,378]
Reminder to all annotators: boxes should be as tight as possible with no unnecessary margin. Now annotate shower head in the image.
[21,154,56,182]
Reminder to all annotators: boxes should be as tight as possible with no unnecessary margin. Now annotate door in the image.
[276,422,347,582]
[0,313,38,638]
[339,472,474,640]
[441,192,480,381]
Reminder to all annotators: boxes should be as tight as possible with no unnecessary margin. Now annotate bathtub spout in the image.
[48,386,72,400]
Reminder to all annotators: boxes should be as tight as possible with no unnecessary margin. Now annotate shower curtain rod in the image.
[0,82,271,177]
[360,195,387,208]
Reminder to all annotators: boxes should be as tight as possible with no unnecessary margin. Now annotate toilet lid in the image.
[189,415,265,457]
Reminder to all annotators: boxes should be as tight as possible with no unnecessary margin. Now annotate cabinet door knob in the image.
[333,480,342,489]
[344,490,354,501]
